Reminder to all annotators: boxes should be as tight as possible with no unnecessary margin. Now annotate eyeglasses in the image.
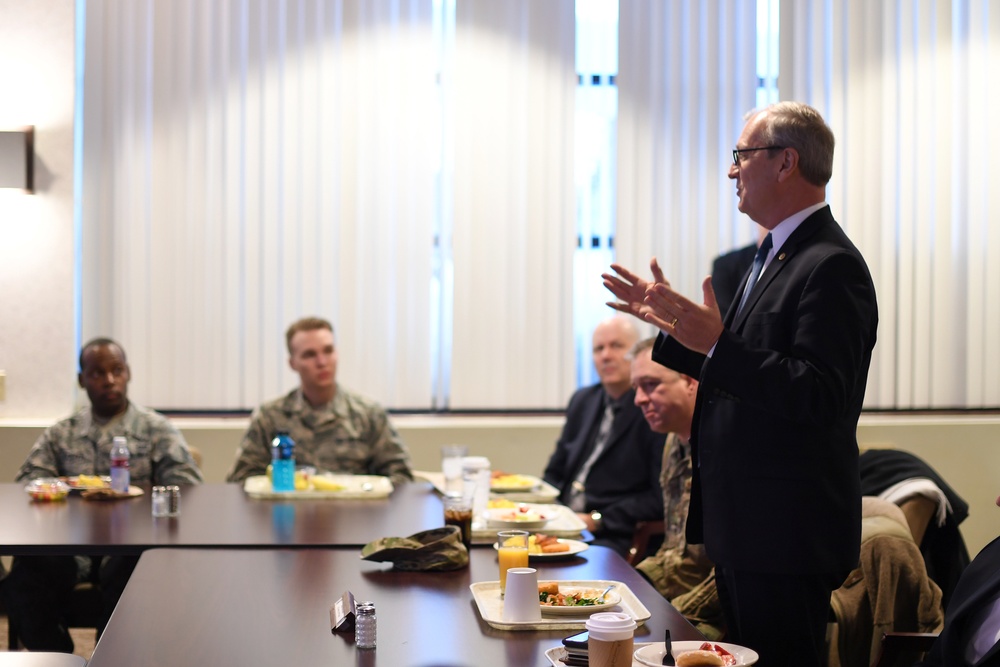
[732,146,784,166]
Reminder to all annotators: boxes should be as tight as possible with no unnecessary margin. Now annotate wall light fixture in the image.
[0,126,35,193]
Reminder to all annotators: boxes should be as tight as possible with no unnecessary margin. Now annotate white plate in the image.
[492,538,589,560]
[243,474,393,499]
[634,641,759,666]
[539,583,622,616]
[486,506,554,530]
[63,475,111,491]
[490,473,543,493]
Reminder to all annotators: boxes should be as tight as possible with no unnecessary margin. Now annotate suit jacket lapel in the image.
[731,208,834,331]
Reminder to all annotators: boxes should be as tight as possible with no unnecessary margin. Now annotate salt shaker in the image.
[151,486,169,517]
[355,601,377,649]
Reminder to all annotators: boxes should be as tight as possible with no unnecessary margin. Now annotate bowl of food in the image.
[485,505,552,530]
[25,478,71,502]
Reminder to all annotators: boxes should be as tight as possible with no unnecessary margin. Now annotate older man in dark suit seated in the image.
[543,317,665,556]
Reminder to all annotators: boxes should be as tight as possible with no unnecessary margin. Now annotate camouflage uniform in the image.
[4,402,201,652]
[226,385,413,487]
[15,402,203,484]
[636,433,724,639]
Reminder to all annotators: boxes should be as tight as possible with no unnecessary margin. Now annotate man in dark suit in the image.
[917,491,1000,667]
[603,102,878,666]
[543,316,665,557]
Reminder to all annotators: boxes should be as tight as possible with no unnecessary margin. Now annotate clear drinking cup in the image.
[496,530,529,597]
[440,445,468,497]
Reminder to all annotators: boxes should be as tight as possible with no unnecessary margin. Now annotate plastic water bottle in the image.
[270,431,296,492]
[110,436,131,493]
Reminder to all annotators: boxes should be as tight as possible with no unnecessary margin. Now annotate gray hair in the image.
[752,102,835,187]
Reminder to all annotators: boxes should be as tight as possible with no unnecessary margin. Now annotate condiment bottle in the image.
[355,601,377,649]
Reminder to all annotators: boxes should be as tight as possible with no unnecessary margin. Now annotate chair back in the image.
[870,631,938,667]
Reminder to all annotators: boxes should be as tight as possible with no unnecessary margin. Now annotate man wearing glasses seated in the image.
[542,316,665,557]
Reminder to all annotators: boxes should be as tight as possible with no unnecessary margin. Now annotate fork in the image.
[661,628,675,666]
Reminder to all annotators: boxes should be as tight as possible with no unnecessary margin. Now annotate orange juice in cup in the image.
[497,530,529,597]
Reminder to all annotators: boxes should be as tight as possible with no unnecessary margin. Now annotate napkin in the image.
[360,526,469,571]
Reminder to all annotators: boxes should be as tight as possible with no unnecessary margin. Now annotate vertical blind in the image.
[780,0,1000,408]
[80,0,438,410]
[79,0,578,411]
[615,1,760,308]
[447,0,577,409]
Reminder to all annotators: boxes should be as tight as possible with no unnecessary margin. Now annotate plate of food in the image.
[485,505,554,530]
[490,472,542,492]
[537,581,621,615]
[81,485,145,500]
[63,474,111,490]
[634,641,758,666]
[493,534,589,559]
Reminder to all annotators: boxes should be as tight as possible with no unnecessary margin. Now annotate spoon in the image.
[599,584,616,601]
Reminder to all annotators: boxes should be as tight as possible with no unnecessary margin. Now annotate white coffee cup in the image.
[501,567,541,622]
[586,612,637,667]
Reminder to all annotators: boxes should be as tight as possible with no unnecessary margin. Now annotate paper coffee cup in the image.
[586,612,636,667]
[501,567,541,622]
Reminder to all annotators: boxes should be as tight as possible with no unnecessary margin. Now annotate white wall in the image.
[0,0,78,419]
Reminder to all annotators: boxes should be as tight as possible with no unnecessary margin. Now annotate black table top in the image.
[0,481,444,554]
[87,546,703,667]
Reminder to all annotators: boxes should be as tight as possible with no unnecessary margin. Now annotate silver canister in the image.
[354,601,377,649]
[166,485,181,516]
[151,486,169,517]
[152,485,181,517]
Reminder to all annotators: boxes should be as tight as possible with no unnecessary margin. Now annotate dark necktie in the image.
[736,232,773,316]
[568,401,616,512]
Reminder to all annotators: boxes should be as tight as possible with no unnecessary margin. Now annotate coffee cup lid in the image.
[585,612,637,641]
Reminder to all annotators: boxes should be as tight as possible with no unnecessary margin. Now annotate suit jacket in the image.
[711,242,757,317]
[653,206,878,574]
[859,448,971,607]
[543,384,665,553]
[917,535,1000,667]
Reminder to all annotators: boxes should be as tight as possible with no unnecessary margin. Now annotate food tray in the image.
[243,474,392,499]
[491,478,560,503]
[415,470,561,503]
[545,643,655,667]
[473,504,587,543]
[469,579,650,631]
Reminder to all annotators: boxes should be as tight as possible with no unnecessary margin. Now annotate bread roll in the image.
[675,649,725,666]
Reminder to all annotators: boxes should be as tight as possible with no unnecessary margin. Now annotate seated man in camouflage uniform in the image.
[1,337,203,652]
[630,337,724,639]
[226,317,413,487]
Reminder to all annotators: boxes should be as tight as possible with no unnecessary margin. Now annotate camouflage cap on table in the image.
[360,526,469,571]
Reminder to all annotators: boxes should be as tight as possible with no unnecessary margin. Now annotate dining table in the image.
[0,481,445,555]
[86,545,704,667]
